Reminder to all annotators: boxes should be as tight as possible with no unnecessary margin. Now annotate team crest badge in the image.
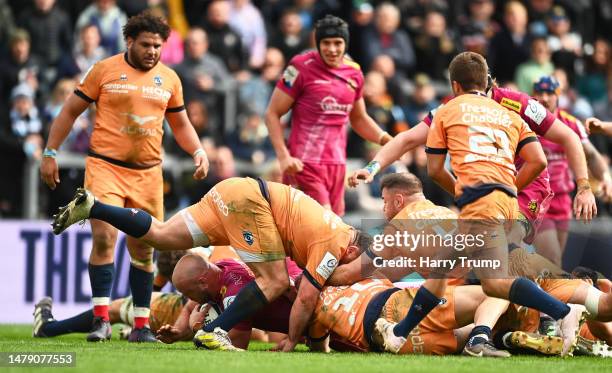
[528,200,538,213]
[153,75,163,86]
[242,231,254,246]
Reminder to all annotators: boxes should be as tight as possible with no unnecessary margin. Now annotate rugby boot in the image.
[128,326,159,343]
[52,188,95,234]
[374,318,406,354]
[508,331,563,355]
[33,297,55,337]
[86,316,112,342]
[193,328,244,351]
[558,304,587,356]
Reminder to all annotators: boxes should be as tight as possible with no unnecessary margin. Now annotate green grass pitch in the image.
[0,325,608,372]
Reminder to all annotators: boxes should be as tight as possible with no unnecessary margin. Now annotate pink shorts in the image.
[517,175,554,243]
[540,193,572,232]
[283,162,346,216]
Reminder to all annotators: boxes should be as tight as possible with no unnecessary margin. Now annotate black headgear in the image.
[314,15,349,51]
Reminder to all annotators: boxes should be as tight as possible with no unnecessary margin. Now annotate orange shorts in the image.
[84,156,163,219]
[185,178,285,262]
[459,190,519,220]
[384,287,458,355]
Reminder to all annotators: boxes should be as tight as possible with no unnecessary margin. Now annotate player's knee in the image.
[91,230,117,257]
[480,279,508,298]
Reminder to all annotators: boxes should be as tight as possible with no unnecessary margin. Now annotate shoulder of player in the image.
[342,55,362,71]
[287,50,317,69]
[91,53,124,71]
[558,109,577,124]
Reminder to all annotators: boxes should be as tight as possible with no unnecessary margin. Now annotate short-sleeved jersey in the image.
[268,181,353,289]
[308,279,393,349]
[540,109,588,194]
[425,93,538,199]
[276,50,364,165]
[212,258,301,332]
[76,53,184,166]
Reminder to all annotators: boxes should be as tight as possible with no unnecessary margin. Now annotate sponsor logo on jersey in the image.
[153,75,163,86]
[320,96,353,114]
[120,73,128,81]
[242,231,254,246]
[142,86,171,101]
[316,252,338,280]
[500,97,522,112]
[525,99,547,125]
[283,65,299,88]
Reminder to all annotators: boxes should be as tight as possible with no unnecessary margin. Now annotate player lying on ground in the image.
[51,177,366,351]
[32,292,198,341]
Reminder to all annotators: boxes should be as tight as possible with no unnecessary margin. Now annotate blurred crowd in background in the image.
[1,0,611,219]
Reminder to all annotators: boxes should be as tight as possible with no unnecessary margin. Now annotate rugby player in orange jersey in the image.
[373,52,585,356]
[41,11,210,343]
[51,177,368,351]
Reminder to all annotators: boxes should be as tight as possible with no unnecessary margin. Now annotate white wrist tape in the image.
[585,287,602,319]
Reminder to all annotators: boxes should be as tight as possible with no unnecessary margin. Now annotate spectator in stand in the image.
[361,2,415,73]
[488,1,532,84]
[348,71,408,159]
[0,84,44,217]
[515,36,554,94]
[226,111,275,166]
[526,0,554,36]
[347,1,374,65]
[229,0,267,69]
[554,68,593,120]
[201,0,248,76]
[57,24,107,82]
[148,5,184,66]
[239,47,285,116]
[75,0,127,56]
[17,0,72,69]
[458,0,499,56]
[370,54,409,107]
[546,6,581,83]
[397,0,450,37]
[577,38,611,107]
[269,8,310,64]
[402,73,440,127]
[413,10,459,83]
[0,30,42,117]
[173,27,230,132]
[43,78,93,215]
[0,0,15,56]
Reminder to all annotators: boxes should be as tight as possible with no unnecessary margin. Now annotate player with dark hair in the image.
[51,176,368,351]
[531,76,612,264]
[40,10,210,342]
[265,14,392,216]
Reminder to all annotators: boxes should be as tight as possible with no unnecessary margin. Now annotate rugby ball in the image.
[203,303,222,326]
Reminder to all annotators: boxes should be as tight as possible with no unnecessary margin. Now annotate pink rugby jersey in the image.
[276,50,364,164]
[213,258,302,333]
[539,109,588,194]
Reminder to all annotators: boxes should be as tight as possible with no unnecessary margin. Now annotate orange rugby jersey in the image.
[308,279,393,349]
[268,182,353,290]
[425,93,537,201]
[76,53,184,166]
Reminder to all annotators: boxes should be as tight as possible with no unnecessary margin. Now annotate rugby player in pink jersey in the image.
[531,76,612,265]
[265,15,393,216]
[162,255,302,349]
[349,77,599,239]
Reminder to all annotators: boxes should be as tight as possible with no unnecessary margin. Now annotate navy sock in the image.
[203,281,268,332]
[393,286,441,337]
[509,278,570,320]
[89,263,114,298]
[129,264,153,308]
[90,202,152,238]
[467,325,492,346]
[41,310,93,337]
[41,310,94,337]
